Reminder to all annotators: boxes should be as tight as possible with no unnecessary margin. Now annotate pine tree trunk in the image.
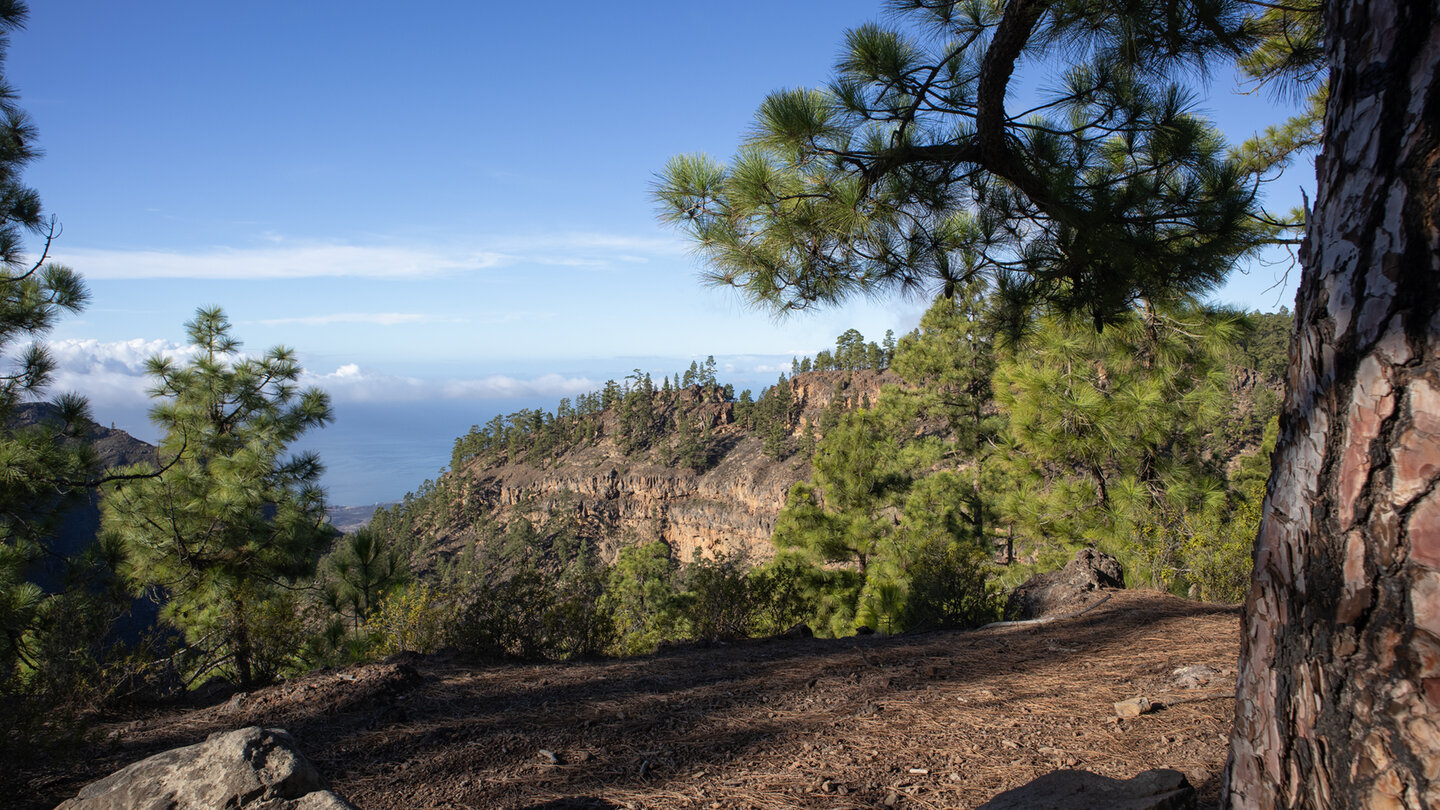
[1223,1,1440,807]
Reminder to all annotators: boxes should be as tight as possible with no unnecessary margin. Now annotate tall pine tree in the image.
[659,1,1440,800]
[0,1,96,706]
[103,308,334,688]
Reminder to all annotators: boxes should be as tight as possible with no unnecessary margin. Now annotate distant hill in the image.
[370,370,909,567]
[13,403,158,574]
[325,503,396,534]
[13,402,158,470]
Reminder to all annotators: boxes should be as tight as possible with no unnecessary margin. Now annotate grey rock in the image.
[976,768,1195,810]
[1114,696,1155,717]
[782,623,813,639]
[1171,664,1219,689]
[1007,549,1125,619]
[56,726,355,810]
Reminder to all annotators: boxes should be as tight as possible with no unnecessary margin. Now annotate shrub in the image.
[680,552,754,643]
[901,542,1005,630]
[746,556,813,635]
[600,541,685,655]
[366,582,454,655]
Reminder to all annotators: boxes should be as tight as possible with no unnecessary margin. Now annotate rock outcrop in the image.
[1007,548,1126,619]
[56,726,353,810]
[975,768,1195,810]
[437,370,901,563]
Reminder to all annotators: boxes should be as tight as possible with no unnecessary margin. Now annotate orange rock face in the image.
[433,371,900,564]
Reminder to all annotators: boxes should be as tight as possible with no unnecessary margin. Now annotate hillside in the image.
[12,403,159,589]
[12,404,389,560]
[21,589,1240,810]
[373,345,1283,590]
[381,370,900,566]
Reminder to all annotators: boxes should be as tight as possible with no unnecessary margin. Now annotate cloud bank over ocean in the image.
[46,338,598,408]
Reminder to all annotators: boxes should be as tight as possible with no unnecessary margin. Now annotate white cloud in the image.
[54,244,510,280]
[256,312,465,327]
[44,337,197,405]
[41,338,597,408]
[309,365,596,404]
[52,232,687,281]
[438,373,596,400]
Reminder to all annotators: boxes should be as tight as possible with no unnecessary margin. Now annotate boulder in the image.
[1171,664,1219,689]
[976,768,1195,810]
[1114,696,1155,717]
[56,726,354,810]
[1007,548,1125,619]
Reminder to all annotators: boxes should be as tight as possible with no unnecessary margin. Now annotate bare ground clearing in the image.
[19,590,1240,809]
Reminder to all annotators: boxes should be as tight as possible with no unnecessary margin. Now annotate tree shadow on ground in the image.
[22,592,1240,810]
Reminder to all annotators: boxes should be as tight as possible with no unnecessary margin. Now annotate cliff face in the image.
[789,369,897,430]
[432,370,901,563]
[461,439,799,563]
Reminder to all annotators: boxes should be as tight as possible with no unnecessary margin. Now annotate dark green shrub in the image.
[901,542,1005,630]
[680,552,753,642]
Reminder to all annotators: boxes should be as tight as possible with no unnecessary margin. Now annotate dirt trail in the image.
[22,590,1239,809]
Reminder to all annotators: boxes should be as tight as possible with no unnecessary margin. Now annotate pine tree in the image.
[0,2,98,707]
[674,411,710,472]
[102,308,334,688]
[734,389,755,429]
[1224,2,1440,803]
[992,306,1238,587]
[656,2,1440,798]
[323,527,408,630]
[655,2,1270,326]
[834,329,866,370]
[757,375,794,459]
[891,283,1002,545]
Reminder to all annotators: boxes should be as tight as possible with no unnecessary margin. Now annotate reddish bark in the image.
[1224,1,1440,807]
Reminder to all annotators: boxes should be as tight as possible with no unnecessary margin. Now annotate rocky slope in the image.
[384,350,1283,572]
[427,370,900,563]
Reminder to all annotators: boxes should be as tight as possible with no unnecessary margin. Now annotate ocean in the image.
[294,398,552,506]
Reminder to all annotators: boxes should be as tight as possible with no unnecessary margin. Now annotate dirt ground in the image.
[22,590,1240,810]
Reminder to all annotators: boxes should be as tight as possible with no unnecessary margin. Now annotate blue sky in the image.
[9,2,1310,503]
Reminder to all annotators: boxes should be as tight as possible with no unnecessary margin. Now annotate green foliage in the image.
[0,1,107,717]
[773,375,1002,633]
[1234,309,1293,381]
[1180,417,1274,602]
[799,327,895,372]
[599,540,685,655]
[0,402,101,689]
[991,305,1257,592]
[1231,0,1325,192]
[673,411,714,472]
[900,540,1005,630]
[678,551,753,643]
[754,375,796,460]
[745,555,814,636]
[321,527,409,631]
[449,359,750,473]
[656,1,1275,326]
[102,308,334,688]
[366,582,455,656]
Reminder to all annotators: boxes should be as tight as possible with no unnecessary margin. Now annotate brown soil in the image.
[22,590,1240,809]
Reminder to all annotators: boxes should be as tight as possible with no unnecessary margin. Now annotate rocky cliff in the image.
[421,369,901,564]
